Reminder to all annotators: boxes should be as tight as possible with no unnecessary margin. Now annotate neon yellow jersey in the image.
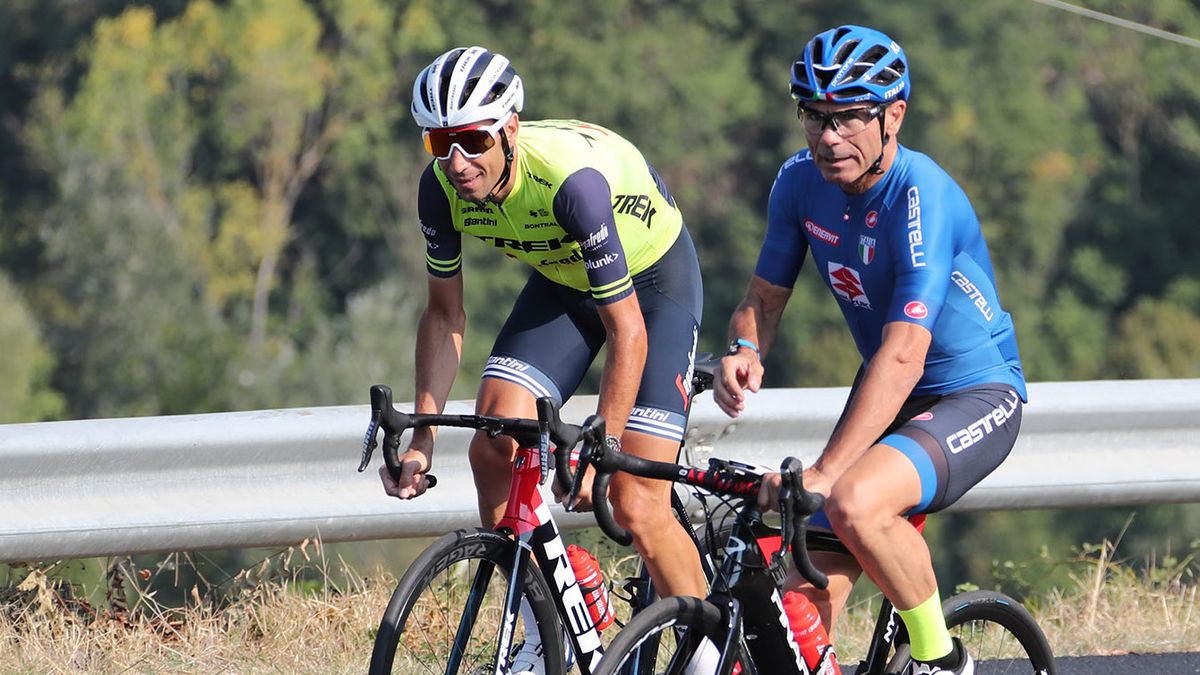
[421,119,684,303]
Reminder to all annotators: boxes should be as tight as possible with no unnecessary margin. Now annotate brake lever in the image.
[536,398,555,485]
[566,437,597,511]
[358,413,380,472]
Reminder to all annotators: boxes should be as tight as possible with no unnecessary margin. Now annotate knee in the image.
[467,431,513,471]
[825,480,889,537]
[609,477,671,539]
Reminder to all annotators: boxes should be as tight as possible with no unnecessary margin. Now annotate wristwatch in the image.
[604,434,622,453]
[727,338,760,358]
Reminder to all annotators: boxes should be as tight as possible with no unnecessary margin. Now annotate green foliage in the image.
[0,0,1191,445]
[0,274,64,422]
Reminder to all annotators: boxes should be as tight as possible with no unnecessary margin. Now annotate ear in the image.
[505,112,520,140]
[886,100,907,138]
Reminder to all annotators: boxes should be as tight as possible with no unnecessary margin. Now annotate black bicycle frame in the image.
[695,505,810,675]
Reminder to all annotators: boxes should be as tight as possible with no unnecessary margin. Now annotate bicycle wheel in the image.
[369,528,565,675]
[595,596,739,675]
[885,590,1055,675]
[610,512,743,669]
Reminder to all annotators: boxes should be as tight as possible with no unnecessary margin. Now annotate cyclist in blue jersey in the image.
[715,26,1026,675]
[378,48,708,670]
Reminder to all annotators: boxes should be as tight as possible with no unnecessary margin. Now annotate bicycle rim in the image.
[596,596,733,675]
[612,513,740,669]
[885,590,1055,675]
[369,529,564,675]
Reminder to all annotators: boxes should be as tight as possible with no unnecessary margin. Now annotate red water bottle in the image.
[567,544,615,630]
[782,590,841,674]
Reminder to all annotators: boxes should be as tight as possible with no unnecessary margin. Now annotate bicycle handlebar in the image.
[359,384,602,490]
[573,437,829,589]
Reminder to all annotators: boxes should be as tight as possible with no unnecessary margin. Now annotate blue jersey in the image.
[755,145,1027,400]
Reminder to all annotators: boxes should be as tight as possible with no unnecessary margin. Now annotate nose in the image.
[446,146,473,171]
[815,125,844,152]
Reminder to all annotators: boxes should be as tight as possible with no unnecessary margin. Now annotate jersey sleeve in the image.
[418,163,462,278]
[552,167,634,304]
[886,182,954,329]
[753,162,809,288]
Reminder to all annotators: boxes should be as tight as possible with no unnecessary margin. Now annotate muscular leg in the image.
[823,443,935,611]
[608,430,707,598]
[786,551,863,635]
[467,377,535,528]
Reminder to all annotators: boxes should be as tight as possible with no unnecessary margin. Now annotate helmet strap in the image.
[482,131,516,205]
[866,115,890,176]
[848,114,890,189]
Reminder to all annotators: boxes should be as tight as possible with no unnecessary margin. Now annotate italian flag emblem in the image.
[858,235,876,265]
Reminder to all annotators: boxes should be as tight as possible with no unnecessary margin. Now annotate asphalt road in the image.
[977,652,1200,673]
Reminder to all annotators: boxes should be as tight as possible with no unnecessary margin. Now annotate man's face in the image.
[800,100,904,189]
[430,114,520,203]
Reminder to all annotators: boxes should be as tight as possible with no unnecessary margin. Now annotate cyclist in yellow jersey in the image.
[380,46,708,651]
[425,118,684,295]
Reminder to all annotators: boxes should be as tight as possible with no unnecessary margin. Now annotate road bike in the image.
[573,442,1057,675]
[357,359,729,675]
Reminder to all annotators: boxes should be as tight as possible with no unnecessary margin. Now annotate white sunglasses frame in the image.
[422,112,514,160]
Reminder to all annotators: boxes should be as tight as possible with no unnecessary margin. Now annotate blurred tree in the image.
[0,273,64,422]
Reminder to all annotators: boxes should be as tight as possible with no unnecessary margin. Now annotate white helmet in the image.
[411,46,525,128]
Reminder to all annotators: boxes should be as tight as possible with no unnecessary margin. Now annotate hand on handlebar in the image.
[381,448,433,499]
[756,466,832,514]
[713,353,763,418]
[553,462,595,511]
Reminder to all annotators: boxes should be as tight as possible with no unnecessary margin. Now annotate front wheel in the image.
[594,596,740,675]
[886,589,1056,675]
[369,528,565,675]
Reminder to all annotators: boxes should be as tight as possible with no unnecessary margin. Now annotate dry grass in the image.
[1033,538,1199,656]
[1,540,392,674]
[2,537,1196,673]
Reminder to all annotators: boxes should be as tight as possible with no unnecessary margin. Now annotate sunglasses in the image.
[797,103,887,138]
[422,113,512,160]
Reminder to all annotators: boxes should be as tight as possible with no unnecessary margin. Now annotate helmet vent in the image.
[861,45,889,68]
[874,67,901,86]
[845,63,872,82]
[831,39,860,68]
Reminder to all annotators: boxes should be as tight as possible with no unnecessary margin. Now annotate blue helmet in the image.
[790,25,909,104]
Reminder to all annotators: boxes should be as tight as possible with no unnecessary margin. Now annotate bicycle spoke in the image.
[952,618,1029,674]
[391,556,528,673]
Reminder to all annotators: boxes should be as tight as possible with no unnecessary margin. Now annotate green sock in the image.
[897,590,953,662]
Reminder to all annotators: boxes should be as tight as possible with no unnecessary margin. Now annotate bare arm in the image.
[594,292,648,439]
[383,272,466,499]
[809,320,930,490]
[714,275,793,417]
[758,320,930,510]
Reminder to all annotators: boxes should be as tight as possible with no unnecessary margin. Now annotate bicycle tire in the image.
[369,528,565,675]
[616,512,745,673]
[595,596,742,675]
[884,589,1055,675]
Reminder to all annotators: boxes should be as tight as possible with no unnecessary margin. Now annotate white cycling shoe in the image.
[911,638,975,675]
[508,633,575,675]
[508,639,546,675]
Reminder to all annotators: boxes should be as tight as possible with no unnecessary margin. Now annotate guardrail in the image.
[1,379,1198,563]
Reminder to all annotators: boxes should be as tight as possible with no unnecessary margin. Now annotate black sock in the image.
[923,641,961,670]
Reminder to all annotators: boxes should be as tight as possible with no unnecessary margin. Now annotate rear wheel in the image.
[369,528,564,675]
[886,590,1056,674]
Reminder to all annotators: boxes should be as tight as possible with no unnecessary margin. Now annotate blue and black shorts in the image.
[811,378,1022,529]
